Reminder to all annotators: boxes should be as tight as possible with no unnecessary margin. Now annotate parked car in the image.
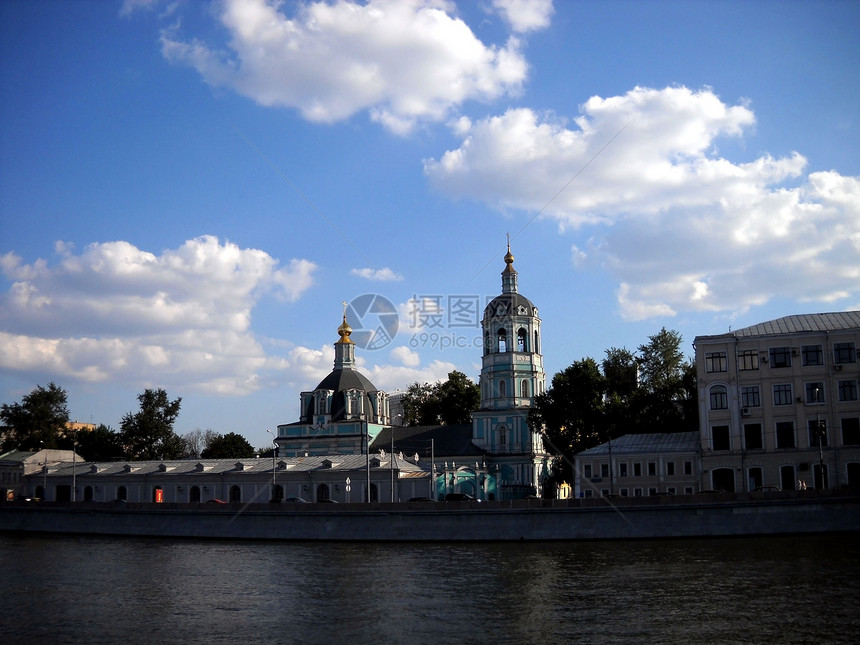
[205,498,227,504]
[283,497,307,503]
[444,493,480,502]
[408,497,435,502]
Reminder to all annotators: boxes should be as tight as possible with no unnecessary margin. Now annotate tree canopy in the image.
[200,432,255,459]
[0,382,70,451]
[400,371,480,426]
[119,388,183,460]
[529,328,698,485]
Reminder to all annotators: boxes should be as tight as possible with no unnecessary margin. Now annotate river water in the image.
[1,533,857,644]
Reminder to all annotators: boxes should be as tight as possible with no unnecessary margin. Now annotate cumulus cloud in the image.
[0,236,317,394]
[351,267,404,281]
[492,0,554,33]
[424,85,860,319]
[390,345,421,367]
[160,0,529,135]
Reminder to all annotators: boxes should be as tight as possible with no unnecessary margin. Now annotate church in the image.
[273,243,554,500]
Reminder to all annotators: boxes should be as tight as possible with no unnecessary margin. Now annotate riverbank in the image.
[3,489,858,541]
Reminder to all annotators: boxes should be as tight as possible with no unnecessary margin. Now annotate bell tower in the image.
[472,240,549,498]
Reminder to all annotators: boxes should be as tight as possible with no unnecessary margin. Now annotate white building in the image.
[695,311,860,492]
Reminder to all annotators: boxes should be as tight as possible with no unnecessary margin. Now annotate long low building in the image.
[8,452,432,504]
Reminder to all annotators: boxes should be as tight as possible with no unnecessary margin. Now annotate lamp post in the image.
[267,428,277,500]
[813,387,826,489]
[72,428,77,502]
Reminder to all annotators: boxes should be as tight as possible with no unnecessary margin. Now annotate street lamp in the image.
[267,428,277,500]
[813,387,826,489]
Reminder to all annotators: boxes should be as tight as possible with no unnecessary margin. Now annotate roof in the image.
[698,311,860,342]
[314,367,378,393]
[483,292,537,321]
[370,424,485,458]
[35,454,428,478]
[576,432,700,457]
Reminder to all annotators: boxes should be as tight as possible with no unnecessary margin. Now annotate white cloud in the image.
[160,0,529,135]
[390,345,421,367]
[424,85,860,319]
[0,236,317,394]
[351,267,404,281]
[492,0,554,33]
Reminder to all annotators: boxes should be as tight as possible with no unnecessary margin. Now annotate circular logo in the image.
[347,293,399,350]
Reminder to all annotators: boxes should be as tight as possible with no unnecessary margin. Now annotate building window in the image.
[712,425,730,451]
[776,421,795,449]
[834,342,856,364]
[497,328,508,352]
[769,347,792,368]
[685,486,694,495]
[648,488,657,496]
[744,423,763,450]
[738,350,759,371]
[647,462,656,476]
[705,351,728,373]
[741,386,761,408]
[838,380,858,402]
[634,488,643,497]
[666,462,675,476]
[316,483,330,502]
[584,489,593,498]
[633,462,642,477]
[802,345,823,366]
[842,418,860,445]
[684,461,692,475]
[709,385,728,410]
[805,382,825,404]
[601,463,609,478]
[517,328,527,352]
[773,384,793,406]
[620,488,628,497]
[583,464,592,478]
[498,379,506,398]
[229,485,241,503]
[619,463,628,477]
[807,420,828,448]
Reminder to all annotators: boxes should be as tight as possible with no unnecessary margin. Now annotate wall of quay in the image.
[2,491,858,542]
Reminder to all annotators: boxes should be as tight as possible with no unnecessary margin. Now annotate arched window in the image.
[316,483,330,502]
[709,385,728,410]
[35,485,44,501]
[189,485,200,503]
[318,395,327,415]
[517,328,527,352]
[521,380,530,398]
[272,484,284,501]
[117,485,127,501]
[497,328,507,352]
[498,379,507,398]
[369,483,379,503]
[229,485,241,503]
[84,486,94,501]
[534,330,540,354]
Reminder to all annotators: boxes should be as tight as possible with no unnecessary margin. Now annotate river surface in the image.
[1,533,857,644]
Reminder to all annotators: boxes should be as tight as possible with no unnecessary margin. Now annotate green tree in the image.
[635,328,695,433]
[73,424,123,462]
[400,371,480,426]
[201,432,255,459]
[0,382,70,451]
[401,382,437,426]
[529,358,606,482]
[434,370,480,425]
[119,388,183,460]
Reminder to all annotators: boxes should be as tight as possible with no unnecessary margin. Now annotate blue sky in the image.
[1,0,858,451]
